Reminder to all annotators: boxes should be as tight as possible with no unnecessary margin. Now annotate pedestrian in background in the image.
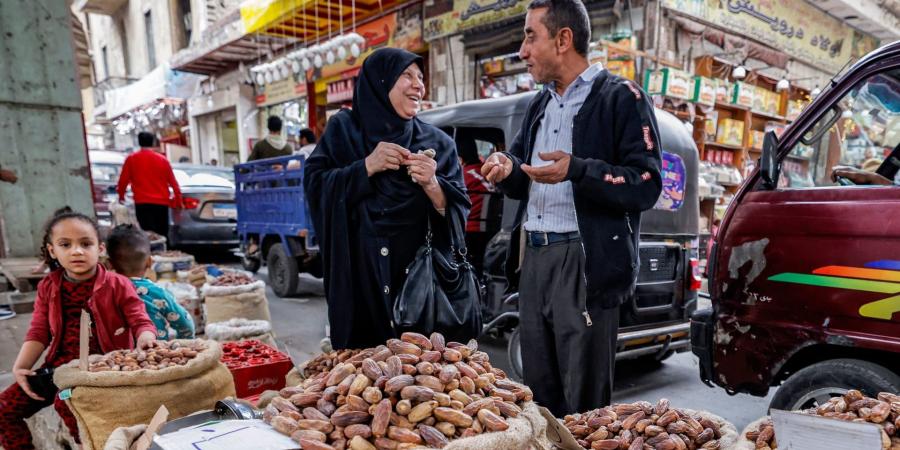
[249,116,294,161]
[116,132,184,238]
[297,127,317,158]
[457,130,496,277]
[482,0,662,415]
[304,48,469,350]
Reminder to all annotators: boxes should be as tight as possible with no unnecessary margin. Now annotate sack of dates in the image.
[202,272,270,324]
[558,401,738,450]
[265,332,553,450]
[53,340,236,450]
[205,318,276,348]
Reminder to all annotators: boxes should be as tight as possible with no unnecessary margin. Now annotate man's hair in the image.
[299,128,316,144]
[106,224,151,277]
[267,116,283,132]
[178,156,190,163]
[528,0,591,56]
[138,132,157,148]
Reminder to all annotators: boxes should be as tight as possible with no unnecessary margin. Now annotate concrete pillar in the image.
[0,0,93,257]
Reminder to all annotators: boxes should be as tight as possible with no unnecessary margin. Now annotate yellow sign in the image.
[240,0,307,35]
[256,75,307,107]
[425,0,528,41]
[661,0,861,73]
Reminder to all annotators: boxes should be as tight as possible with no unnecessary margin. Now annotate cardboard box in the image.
[704,110,719,137]
[692,76,718,106]
[786,99,808,121]
[730,82,754,108]
[716,118,745,147]
[716,81,731,103]
[749,130,766,149]
[644,68,694,100]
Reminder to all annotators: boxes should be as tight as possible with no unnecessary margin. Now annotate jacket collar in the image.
[49,264,110,296]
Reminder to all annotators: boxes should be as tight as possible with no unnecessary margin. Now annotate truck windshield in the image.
[781,68,900,187]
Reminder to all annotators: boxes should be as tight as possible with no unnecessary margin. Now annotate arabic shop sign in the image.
[424,0,527,41]
[662,0,856,73]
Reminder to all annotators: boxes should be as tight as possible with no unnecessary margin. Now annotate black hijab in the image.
[351,48,424,152]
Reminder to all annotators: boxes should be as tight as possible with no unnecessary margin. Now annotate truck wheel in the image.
[507,327,524,381]
[267,243,299,297]
[241,255,261,273]
[769,359,900,412]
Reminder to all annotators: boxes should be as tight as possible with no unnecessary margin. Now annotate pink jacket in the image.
[25,265,157,359]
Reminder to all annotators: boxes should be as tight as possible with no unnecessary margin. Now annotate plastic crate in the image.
[221,340,294,398]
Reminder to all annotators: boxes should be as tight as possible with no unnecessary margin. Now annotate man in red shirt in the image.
[117,132,183,238]
[458,133,497,277]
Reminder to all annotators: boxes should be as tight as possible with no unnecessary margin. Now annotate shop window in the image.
[144,10,156,69]
[782,68,900,188]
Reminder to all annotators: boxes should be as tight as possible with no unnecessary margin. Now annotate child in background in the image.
[106,224,195,340]
[0,211,157,450]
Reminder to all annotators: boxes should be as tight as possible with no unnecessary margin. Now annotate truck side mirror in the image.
[760,131,780,189]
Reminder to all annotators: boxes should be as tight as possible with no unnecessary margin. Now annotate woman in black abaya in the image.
[304,48,470,350]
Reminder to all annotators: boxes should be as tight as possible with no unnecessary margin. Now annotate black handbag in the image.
[393,212,482,342]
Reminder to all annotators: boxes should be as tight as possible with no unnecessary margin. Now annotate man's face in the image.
[519,8,560,84]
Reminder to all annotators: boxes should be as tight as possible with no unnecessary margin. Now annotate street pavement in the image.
[258,268,775,431]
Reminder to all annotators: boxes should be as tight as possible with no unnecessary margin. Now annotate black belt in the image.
[526,231,580,247]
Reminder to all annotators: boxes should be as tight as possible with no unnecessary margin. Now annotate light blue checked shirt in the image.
[523,63,604,233]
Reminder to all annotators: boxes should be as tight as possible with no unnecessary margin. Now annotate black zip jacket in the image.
[498,70,662,307]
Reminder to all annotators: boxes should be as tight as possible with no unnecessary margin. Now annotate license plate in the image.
[212,204,237,219]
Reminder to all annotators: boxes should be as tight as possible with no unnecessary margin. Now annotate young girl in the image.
[0,211,157,450]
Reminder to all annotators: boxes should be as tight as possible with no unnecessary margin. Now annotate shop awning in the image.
[105,64,204,119]
[171,11,293,75]
[240,0,410,39]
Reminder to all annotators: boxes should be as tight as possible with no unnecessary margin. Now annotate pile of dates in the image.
[210,272,255,286]
[88,341,205,372]
[302,349,368,379]
[746,390,900,450]
[264,332,533,450]
[564,400,724,450]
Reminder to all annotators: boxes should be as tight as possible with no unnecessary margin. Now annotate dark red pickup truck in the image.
[692,40,900,411]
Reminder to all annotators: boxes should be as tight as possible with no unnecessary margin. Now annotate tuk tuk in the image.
[419,91,701,377]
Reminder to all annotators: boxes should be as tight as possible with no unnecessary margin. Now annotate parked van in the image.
[692,41,900,411]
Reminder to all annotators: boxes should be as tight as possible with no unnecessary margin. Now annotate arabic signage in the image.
[317,10,426,80]
[256,75,307,107]
[425,0,527,41]
[661,0,860,73]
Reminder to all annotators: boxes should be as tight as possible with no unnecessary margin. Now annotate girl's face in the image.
[47,219,103,280]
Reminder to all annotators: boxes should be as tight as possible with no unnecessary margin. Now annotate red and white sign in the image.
[327,78,355,104]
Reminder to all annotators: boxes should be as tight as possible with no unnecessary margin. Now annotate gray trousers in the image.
[519,238,620,416]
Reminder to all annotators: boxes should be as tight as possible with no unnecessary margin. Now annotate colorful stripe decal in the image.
[812,266,900,283]
[859,295,900,320]
[864,260,900,271]
[768,273,900,294]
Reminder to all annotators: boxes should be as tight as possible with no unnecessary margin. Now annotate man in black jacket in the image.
[482,0,662,415]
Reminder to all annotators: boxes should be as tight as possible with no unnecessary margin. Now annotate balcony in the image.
[75,0,128,16]
[92,76,138,115]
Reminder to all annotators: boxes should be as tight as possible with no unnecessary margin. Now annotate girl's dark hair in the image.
[40,207,101,269]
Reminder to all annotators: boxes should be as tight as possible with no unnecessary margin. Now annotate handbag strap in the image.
[427,208,468,260]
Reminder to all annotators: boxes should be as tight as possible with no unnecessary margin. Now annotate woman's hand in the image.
[14,368,43,401]
[404,153,438,188]
[137,331,157,350]
[366,142,411,176]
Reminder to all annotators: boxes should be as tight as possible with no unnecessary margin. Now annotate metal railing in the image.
[92,76,138,108]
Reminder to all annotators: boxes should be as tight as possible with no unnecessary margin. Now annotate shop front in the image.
[187,71,257,167]
[254,74,310,151]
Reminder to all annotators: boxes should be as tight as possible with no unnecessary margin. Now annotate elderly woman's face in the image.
[389,63,425,120]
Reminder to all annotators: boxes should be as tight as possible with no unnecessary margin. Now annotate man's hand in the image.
[0,168,18,184]
[404,153,438,188]
[831,166,892,186]
[14,368,43,401]
[521,151,571,184]
[137,331,157,350]
[481,153,513,183]
[366,142,411,176]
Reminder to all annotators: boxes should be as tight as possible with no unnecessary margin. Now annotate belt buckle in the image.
[540,232,549,246]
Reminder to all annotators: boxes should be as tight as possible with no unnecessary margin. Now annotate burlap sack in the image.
[151,254,195,273]
[683,409,739,450]
[157,281,205,334]
[202,281,271,324]
[731,416,770,450]
[440,402,551,450]
[103,424,146,450]
[205,318,277,348]
[54,340,236,450]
